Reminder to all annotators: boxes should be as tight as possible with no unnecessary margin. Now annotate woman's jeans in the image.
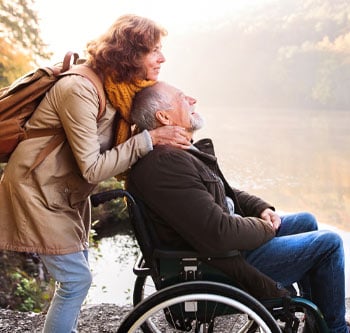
[39,250,92,333]
[245,212,347,333]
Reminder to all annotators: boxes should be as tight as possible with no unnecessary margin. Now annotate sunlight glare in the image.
[34,0,270,61]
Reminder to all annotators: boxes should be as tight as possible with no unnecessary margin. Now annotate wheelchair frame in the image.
[91,189,329,333]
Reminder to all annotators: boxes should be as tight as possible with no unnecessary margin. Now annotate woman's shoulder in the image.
[53,73,98,97]
[47,73,100,114]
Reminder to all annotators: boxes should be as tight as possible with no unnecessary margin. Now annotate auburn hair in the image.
[86,14,167,83]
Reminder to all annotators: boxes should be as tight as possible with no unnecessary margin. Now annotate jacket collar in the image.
[188,138,217,165]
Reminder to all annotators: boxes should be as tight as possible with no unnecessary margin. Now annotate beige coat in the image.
[0,75,151,255]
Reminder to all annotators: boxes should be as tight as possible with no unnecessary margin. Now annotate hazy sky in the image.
[34,0,273,61]
[33,0,350,110]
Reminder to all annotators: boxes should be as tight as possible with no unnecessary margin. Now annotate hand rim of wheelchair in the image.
[119,280,282,333]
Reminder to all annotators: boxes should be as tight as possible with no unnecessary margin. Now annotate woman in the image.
[0,14,190,332]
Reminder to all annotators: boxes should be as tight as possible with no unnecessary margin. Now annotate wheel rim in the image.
[128,293,273,333]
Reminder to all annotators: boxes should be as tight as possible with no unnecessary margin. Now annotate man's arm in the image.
[128,148,276,254]
[230,189,281,230]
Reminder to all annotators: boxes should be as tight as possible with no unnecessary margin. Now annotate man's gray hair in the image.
[131,82,173,130]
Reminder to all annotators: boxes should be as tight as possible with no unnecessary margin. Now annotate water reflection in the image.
[87,234,138,305]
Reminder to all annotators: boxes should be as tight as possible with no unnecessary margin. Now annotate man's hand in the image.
[260,208,281,231]
[149,126,192,149]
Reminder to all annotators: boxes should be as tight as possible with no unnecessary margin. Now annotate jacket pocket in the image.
[198,166,228,211]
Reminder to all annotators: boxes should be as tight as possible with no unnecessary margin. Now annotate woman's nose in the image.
[158,51,166,63]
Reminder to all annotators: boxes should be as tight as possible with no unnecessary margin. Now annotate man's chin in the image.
[190,112,204,128]
[192,117,205,131]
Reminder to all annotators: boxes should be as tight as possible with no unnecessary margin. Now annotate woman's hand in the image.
[149,126,192,149]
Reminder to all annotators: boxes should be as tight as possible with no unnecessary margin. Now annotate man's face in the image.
[163,85,204,131]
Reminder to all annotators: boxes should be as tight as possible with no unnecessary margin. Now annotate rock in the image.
[0,300,349,332]
[0,303,132,333]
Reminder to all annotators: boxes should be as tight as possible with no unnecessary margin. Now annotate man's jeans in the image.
[39,250,92,333]
[244,212,347,333]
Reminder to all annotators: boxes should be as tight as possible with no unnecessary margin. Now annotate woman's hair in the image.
[131,82,172,130]
[86,14,167,83]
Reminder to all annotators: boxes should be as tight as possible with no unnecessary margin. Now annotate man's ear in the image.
[155,110,172,125]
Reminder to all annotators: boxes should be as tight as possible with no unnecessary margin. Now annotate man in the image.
[128,81,348,333]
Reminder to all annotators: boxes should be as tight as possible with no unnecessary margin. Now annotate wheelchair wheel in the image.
[120,281,281,333]
[133,275,157,306]
[133,275,159,333]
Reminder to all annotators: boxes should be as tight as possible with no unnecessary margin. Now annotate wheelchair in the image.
[91,189,329,333]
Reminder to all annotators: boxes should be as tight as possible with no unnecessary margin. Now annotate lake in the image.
[87,107,350,304]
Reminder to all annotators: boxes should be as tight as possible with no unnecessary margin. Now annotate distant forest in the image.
[163,0,350,111]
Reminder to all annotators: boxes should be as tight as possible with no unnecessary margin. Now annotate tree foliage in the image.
[0,0,51,87]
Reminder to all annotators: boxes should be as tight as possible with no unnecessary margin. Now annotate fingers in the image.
[260,208,281,231]
[172,127,192,148]
[269,212,281,231]
[272,214,281,230]
[260,209,272,222]
[261,213,272,224]
[149,126,191,148]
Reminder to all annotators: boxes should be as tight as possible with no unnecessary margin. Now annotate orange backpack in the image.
[0,52,106,168]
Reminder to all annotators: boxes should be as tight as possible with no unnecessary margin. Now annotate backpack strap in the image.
[25,131,66,176]
[62,52,79,72]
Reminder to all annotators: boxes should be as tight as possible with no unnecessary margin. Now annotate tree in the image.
[0,0,51,87]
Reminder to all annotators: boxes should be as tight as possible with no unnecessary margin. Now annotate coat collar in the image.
[188,138,217,165]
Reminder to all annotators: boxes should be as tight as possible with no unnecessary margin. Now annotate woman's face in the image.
[143,42,166,81]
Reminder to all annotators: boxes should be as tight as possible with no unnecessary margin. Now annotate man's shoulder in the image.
[132,145,195,173]
[146,145,191,163]
[128,145,195,188]
[151,137,215,156]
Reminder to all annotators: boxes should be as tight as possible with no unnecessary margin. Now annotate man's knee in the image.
[315,230,345,267]
[320,230,344,249]
[298,212,318,231]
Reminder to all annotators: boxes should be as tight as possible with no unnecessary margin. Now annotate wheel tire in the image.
[132,275,158,333]
[121,281,281,333]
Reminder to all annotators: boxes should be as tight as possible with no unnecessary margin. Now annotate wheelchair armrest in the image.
[153,248,240,260]
[90,189,133,206]
[133,253,152,277]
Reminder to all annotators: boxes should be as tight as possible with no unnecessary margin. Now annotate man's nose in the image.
[189,96,197,105]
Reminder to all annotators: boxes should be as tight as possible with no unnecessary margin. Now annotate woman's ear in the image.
[155,110,172,126]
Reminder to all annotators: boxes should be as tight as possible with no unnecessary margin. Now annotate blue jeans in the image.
[244,212,347,333]
[39,251,92,333]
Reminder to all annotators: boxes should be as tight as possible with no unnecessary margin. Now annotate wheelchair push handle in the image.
[90,189,136,207]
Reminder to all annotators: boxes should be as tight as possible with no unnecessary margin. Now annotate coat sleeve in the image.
[218,165,274,218]
[51,75,152,183]
[129,149,276,253]
[231,188,275,217]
